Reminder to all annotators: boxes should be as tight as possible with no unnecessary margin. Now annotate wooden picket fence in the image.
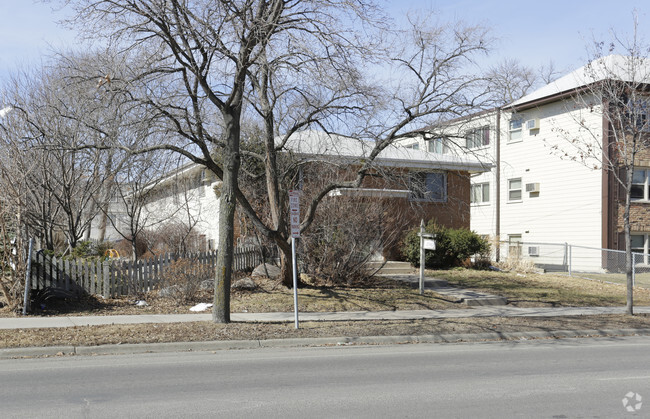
[28,245,276,298]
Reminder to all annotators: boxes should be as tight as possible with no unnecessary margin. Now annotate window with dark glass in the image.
[632,169,649,200]
[409,172,447,202]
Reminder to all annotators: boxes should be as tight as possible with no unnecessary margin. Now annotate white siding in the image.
[467,98,604,249]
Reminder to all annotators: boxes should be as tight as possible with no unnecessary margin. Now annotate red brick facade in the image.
[608,134,650,250]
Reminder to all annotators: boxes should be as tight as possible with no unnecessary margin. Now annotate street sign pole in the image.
[419,220,425,295]
[291,236,299,329]
[289,190,301,329]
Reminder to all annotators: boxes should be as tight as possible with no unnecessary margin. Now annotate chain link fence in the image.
[492,241,650,289]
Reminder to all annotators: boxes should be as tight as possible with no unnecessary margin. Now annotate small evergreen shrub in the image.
[401,220,489,269]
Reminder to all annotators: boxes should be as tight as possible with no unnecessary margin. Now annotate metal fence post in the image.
[568,244,572,277]
[633,253,636,287]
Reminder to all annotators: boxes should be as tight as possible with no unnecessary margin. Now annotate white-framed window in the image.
[632,168,650,200]
[632,233,650,264]
[405,143,420,150]
[508,178,522,201]
[409,172,447,202]
[466,126,490,149]
[509,119,522,142]
[471,182,490,204]
[427,137,447,154]
[508,234,522,259]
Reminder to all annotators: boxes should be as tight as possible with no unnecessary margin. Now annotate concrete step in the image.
[367,261,416,275]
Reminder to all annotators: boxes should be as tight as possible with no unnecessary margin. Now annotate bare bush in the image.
[300,196,403,286]
[142,222,205,256]
[158,258,213,304]
[494,258,539,274]
[0,203,25,310]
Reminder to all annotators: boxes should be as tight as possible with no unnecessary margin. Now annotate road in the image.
[1,336,649,418]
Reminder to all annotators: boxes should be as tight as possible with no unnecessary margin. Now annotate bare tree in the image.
[102,151,177,260]
[538,60,563,85]
[239,12,492,287]
[485,58,538,106]
[59,1,492,323]
[550,16,650,314]
[0,65,111,251]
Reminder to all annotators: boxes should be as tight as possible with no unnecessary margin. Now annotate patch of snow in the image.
[190,302,213,312]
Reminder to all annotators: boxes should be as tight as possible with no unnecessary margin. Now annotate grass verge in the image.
[2,314,650,349]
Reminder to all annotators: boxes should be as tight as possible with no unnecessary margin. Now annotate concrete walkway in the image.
[386,275,508,306]
[2,306,650,330]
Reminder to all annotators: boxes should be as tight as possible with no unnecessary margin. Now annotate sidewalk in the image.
[2,305,650,330]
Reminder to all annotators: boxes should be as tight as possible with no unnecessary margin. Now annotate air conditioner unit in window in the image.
[528,246,540,257]
[525,182,540,193]
[526,118,540,130]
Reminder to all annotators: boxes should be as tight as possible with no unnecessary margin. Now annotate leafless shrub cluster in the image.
[0,202,25,310]
[300,196,404,286]
[158,258,213,304]
[141,222,205,257]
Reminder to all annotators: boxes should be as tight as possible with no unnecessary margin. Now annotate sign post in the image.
[418,220,436,295]
[289,190,301,329]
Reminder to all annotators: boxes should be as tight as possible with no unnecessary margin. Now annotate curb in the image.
[3,328,650,359]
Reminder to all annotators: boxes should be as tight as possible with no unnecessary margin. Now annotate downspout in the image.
[495,107,501,262]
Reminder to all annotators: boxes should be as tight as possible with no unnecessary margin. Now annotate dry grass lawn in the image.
[433,269,650,307]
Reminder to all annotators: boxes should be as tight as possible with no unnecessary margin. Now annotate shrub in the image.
[158,257,213,303]
[68,240,115,261]
[401,220,489,269]
[70,241,96,259]
[300,197,393,286]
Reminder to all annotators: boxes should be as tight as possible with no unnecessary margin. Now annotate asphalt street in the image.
[1,336,649,418]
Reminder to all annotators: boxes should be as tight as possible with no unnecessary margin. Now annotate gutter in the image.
[496,107,501,262]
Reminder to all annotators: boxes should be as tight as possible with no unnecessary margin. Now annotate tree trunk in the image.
[279,241,295,288]
[131,239,138,261]
[625,166,634,315]
[213,114,241,323]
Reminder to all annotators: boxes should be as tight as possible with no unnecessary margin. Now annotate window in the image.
[632,234,646,254]
[632,233,650,264]
[508,178,522,201]
[427,137,446,154]
[409,172,447,202]
[405,143,420,150]
[508,234,522,259]
[471,182,490,204]
[625,97,650,132]
[466,126,490,149]
[632,169,650,200]
[509,119,522,142]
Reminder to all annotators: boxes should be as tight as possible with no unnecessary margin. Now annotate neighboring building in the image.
[284,130,492,258]
[91,130,491,258]
[89,163,221,251]
[400,55,650,266]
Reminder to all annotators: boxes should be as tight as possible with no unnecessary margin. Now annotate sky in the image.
[1,0,650,88]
